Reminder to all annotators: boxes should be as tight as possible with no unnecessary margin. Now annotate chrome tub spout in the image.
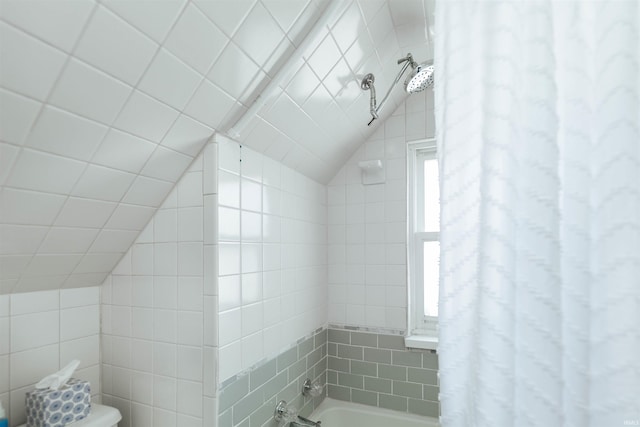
[293,414,321,427]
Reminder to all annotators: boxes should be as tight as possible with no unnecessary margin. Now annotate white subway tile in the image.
[241,211,261,242]
[0,142,19,186]
[0,90,41,146]
[123,176,174,207]
[177,171,203,208]
[162,115,212,158]
[106,204,156,231]
[241,331,263,370]
[11,310,59,352]
[141,146,193,182]
[50,58,132,125]
[10,344,59,389]
[164,3,226,74]
[131,276,153,308]
[184,79,235,130]
[177,242,202,276]
[177,311,202,346]
[177,277,203,311]
[115,91,179,143]
[0,355,8,393]
[154,243,178,276]
[138,49,201,111]
[111,336,131,369]
[10,289,58,315]
[38,227,99,255]
[177,346,202,381]
[176,380,202,417]
[217,170,240,208]
[153,407,177,427]
[61,305,99,341]
[153,342,177,377]
[218,342,241,383]
[0,0,94,52]
[218,275,241,312]
[72,164,136,202]
[203,296,217,347]
[111,366,131,399]
[0,22,67,100]
[94,129,156,174]
[55,197,116,229]
[232,1,283,67]
[240,244,262,273]
[154,277,177,310]
[154,208,178,243]
[154,309,177,344]
[153,375,176,411]
[112,276,132,306]
[60,335,100,369]
[110,306,132,338]
[91,229,138,254]
[178,207,203,242]
[75,6,157,86]
[131,402,153,427]
[132,244,154,276]
[132,308,154,340]
[7,149,86,194]
[131,371,153,405]
[218,309,240,347]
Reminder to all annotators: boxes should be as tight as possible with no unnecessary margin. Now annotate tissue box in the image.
[25,378,91,427]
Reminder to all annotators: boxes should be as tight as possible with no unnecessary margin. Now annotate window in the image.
[407,140,440,338]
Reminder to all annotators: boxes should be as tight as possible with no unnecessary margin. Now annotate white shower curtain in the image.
[435,2,640,427]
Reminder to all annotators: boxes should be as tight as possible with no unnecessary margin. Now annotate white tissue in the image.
[35,359,80,390]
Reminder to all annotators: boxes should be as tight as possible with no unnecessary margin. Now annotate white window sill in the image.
[405,335,438,351]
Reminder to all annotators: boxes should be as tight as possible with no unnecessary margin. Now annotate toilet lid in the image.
[18,403,122,427]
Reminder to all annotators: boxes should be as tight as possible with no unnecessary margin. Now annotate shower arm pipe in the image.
[371,57,414,119]
[227,0,350,139]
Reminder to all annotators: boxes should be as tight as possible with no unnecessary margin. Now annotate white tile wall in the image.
[216,136,327,382]
[327,88,434,331]
[1,0,432,294]
[101,147,213,427]
[0,287,101,427]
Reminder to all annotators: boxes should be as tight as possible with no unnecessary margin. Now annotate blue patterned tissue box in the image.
[25,378,91,427]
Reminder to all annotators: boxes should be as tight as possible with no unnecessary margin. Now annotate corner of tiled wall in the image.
[327,88,434,332]
[217,137,328,385]
[0,287,101,427]
[100,143,216,427]
[218,328,327,427]
[326,327,439,418]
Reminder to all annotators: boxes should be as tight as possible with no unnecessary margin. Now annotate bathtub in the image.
[308,398,440,427]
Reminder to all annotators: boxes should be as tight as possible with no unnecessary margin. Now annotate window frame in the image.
[407,139,439,338]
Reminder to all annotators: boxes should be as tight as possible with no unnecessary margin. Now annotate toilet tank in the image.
[18,404,121,427]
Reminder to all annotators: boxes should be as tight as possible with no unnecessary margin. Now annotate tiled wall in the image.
[0,287,101,427]
[100,144,217,427]
[218,328,327,427]
[326,328,439,418]
[327,88,435,331]
[217,136,327,382]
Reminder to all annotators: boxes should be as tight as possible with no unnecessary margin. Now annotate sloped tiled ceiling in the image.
[0,0,433,294]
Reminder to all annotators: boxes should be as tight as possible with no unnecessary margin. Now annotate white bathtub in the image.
[309,398,440,427]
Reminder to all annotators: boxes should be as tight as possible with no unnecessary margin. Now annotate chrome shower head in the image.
[361,53,434,125]
[405,63,434,93]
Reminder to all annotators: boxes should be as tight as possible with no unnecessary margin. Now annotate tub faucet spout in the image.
[293,415,321,427]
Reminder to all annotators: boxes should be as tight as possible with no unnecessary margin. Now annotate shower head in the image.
[361,53,434,125]
[405,63,434,93]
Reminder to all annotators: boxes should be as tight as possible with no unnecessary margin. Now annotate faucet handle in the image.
[302,378,323,398]
[274,400,297,424]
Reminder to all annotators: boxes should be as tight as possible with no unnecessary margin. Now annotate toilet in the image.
[18,404,122,427]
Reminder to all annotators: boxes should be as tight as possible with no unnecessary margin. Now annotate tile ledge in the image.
[405,335,438,350]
